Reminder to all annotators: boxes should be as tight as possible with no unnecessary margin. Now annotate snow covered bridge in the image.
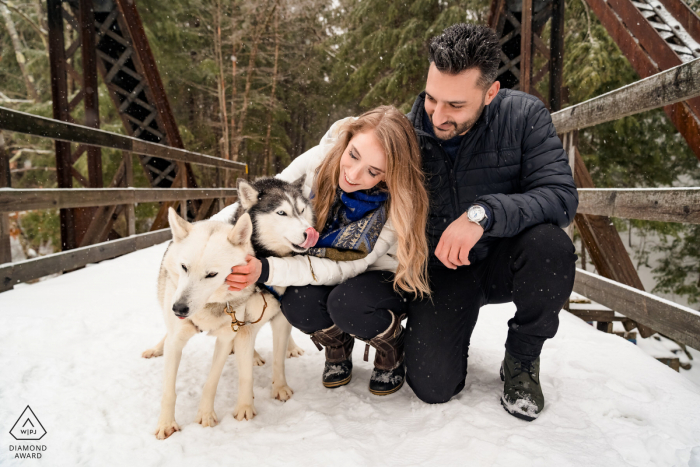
[1,1,700,463]
[1,243,700,466]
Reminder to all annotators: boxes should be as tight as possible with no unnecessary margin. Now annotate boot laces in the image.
[515,359,535,377]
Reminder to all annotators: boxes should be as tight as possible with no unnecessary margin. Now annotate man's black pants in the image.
[406,224,577,404]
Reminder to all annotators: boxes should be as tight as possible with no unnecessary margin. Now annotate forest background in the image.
[0,0,699,308]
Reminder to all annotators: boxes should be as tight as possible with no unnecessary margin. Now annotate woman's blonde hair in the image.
[313,106,430,298]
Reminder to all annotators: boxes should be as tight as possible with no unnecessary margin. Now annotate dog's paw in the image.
[142,347,163,359]
[271,385,294,401]
[195,409,218,427]
[286,346,305,358]
[253,350,266,366]
[233,403,257,421]
[154,420,180,440]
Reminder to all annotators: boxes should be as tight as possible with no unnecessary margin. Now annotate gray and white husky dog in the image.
[145,176,315,440]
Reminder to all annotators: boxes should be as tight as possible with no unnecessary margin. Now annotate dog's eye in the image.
[205,272,218,279]
[277,211,287,216]
[181,264,188,273]
[301,208,305,213]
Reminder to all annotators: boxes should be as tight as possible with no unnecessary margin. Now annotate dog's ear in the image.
[168,207,192,242]
[237,178,259,210]
[291,174,306,192]
[228,212,253,246]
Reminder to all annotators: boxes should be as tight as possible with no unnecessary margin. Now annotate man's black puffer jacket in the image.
[407,89,579,268]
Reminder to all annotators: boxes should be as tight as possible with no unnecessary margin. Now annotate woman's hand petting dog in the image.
[226,255,262,291]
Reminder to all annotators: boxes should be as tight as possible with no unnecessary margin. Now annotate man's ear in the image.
[237,178,259,210]
[484,80,501,106]
[168,207,192,242]
[291,174,307,192]
[228,212,253,246]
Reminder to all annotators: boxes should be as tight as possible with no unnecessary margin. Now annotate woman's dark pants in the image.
[280,270,407,340]
[405,224,577,404]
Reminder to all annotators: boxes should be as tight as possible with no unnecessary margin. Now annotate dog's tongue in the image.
[300,227,318,249]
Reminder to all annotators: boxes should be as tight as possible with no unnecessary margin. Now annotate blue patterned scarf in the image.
[308,187,389,261]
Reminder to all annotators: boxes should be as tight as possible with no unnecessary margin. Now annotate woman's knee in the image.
[326,284,354,326]
[280,285,332,333]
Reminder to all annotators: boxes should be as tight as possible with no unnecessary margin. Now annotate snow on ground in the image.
[1,243,700,467]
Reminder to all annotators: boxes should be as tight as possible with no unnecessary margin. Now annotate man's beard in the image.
[430,98,486,141]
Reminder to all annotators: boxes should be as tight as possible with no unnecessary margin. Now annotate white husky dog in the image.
[143,176,315,364]
[152,208,297,440]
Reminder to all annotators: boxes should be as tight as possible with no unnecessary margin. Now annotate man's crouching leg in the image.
[405,267,481,404]
[494,223,577,420]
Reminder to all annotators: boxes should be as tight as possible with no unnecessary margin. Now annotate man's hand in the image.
[226,255,262,291]
[434,212,484,269]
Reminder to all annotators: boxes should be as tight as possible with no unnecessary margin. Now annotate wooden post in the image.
[0,131,11,269]
[562,130,577,239]
[519,0,533,94]
[572,148,656,338]
[215,168,224,212]
[549,0,565,111]
[179,162,187,219]
[123,152,135,236]
[47,0,77,251]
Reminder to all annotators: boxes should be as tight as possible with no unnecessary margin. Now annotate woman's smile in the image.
[344,171,360,187]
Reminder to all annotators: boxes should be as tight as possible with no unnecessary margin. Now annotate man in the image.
[404,23,578,421]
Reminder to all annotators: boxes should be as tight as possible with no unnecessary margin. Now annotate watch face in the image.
[469,206,485,222]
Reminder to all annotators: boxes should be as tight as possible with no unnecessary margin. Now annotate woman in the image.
[223,106,429,395]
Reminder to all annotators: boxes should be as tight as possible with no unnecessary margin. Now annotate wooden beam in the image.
[123,152,136,237]
[567,308,616,322]
[578,188,700,224]
[573,148,655,337]
[0,107,247,171]
[0,131,10,266]
[551,58,700,133]
[574,268,700,350]
[0,187,239,212]
[0,228,171,290]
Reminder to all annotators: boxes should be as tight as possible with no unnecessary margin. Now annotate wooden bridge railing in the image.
[551,57,700,350]
[1,58,699,351]
[0,107,245,291]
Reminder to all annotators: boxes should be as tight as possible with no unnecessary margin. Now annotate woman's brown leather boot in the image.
[309,324,355,388]
[358,310,406,396]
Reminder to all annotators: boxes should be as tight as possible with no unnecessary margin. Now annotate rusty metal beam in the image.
[79,0,102,189]
[47,0,77,251]
[519,0,533,94]
[549,0,565,111]
[583,0,700,160]
[656,0,700,44]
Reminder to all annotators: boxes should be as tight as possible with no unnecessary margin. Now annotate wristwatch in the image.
[467,204,489,230]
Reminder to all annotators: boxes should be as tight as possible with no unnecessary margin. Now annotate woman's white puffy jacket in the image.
[211,117,399,287]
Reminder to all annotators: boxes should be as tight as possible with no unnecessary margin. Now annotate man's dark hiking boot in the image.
[309,324,354,388]
[500,351,544,421]
[360,310,406,396]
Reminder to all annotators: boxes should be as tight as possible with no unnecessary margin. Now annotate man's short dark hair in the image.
[428,23,500,89]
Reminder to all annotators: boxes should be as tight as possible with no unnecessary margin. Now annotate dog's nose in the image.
[172,302,189,317]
